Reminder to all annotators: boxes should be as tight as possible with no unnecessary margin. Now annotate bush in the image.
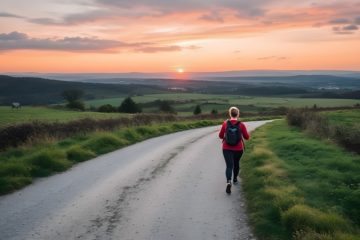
[66,100,85,110]
[98,104,117,113]
[0,114,177,151]
[118,97,142,113]
[82,134,128,155]
[193,105,202,115]
[0,176,32,194]
[0,161,30,177]
[159,100,176,113]
[27,149,72,177]
[136,126,158,137]
[66,145,96,162]
[286,109,360,153]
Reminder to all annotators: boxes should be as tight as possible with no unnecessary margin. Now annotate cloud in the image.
[332,24,358,34]
[135,45,182,53]
[29,10,110,26]
[29,18,60,25]
[199,11,224,23]
[343,24,358,30]
[0,31,28,40]
[0,12,24,18]
[135,44,200,53]
[355,16,360,24]
[329,18,349,24]
[0,31,131,52]
[96,0,268,17]
[257,56,288,61]
[0,31,199,53]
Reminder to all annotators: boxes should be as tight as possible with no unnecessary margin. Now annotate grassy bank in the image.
[323,109,360,127]
[241,120,359,240]
[0,106,129,128]
[0,119,222,195]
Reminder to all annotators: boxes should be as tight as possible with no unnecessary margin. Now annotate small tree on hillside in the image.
[211,109,218,115]
[193,105,202,115]
[62,89,85,110]
[98,104,117,113]
[118,97,142,113]
[159,100,175,113]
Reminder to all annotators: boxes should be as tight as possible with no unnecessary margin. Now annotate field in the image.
[0,106,128,128]
[323,109,360,127]
[86,94,360,115]
[242,120,360,240]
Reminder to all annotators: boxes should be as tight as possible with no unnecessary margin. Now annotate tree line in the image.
[62,89,205,115]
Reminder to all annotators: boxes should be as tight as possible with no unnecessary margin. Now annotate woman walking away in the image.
[218,107,250,194]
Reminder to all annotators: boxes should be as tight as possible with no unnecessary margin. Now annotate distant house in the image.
[11,102,21,109]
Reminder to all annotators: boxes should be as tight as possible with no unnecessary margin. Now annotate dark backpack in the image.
[225,120,242,146]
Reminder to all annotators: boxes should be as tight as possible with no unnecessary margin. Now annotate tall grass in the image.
[241,120,359,240]
[0,119,220,195]
[286,108,360,153]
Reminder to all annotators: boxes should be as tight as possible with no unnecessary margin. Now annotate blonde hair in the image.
[229,106,239,118]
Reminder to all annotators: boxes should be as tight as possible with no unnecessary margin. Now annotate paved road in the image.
[0,121,270,240]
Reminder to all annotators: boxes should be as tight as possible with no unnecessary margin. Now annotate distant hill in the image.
[1,74,359,105]
[5,70,360,81]
[0,75,165,105]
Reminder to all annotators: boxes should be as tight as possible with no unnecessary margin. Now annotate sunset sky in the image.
[0,0,359,73]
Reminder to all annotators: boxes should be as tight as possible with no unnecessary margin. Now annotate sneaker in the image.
[226,183,232,194]
[233,178,238,185]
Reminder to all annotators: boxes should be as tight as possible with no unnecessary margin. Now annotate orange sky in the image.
[0,0,359,72]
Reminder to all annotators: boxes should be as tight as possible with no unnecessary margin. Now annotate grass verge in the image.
[0,119,229,195]
[241,120,359,240]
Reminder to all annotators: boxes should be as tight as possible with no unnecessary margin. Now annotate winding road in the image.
[0,121,270,240]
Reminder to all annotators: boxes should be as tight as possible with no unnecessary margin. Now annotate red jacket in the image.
[218,119,250,151]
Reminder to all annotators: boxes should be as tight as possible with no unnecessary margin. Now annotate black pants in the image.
[223,150,243,182]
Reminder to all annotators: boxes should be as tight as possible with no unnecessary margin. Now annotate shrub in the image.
[135,126,158,137]
[82,134,128,155]
[67,100,85,111]
[0,161,30,177]
[98,104,117,113]
[193,105,202,115]
[66,145,96,162]
[0,176,32,194]
[118,97,142,113]
[286,109,360,153]
[159,100,176,113]
[27,149,72,177]
[211,109,218,115]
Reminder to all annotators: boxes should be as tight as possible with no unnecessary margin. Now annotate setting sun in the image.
[177,68,184,73]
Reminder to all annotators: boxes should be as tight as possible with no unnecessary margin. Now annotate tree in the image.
[211,109,218,115]
[98,104,117,113]
[159,100,175,113]
[118,97,142,113]
[193,105,202,115]
[62,89,85,110]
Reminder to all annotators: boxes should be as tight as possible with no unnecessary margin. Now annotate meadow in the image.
[86,93,360,115]
[323,109,360,127]
[0,106,129,128]
[241,120,360,240]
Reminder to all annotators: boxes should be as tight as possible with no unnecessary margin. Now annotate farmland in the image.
[86,93,360,115]
[0,106,128,128]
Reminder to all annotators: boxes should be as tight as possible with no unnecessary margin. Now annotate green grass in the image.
[85,93,360,115]
[322,109,360,127]
[241,120,360,240]
[0,106,128,128]
[0,119,222,195]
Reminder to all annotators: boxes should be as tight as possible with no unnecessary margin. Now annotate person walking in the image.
[218,107,250,194]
